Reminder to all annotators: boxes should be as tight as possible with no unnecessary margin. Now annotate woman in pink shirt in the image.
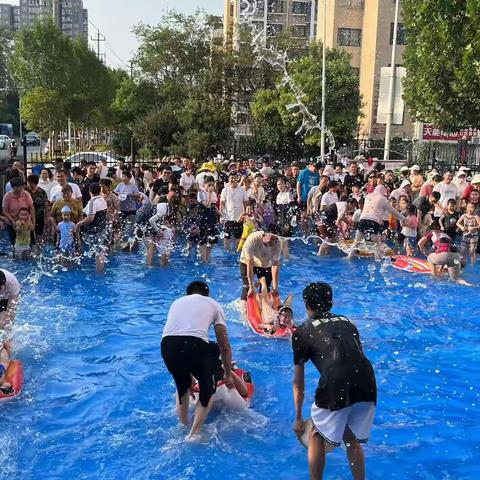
[2,178,35,245]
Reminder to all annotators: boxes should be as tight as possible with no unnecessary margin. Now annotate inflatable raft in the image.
[246,292,294,339]
[338,239,395,258]
[391,255,432,274]
[192,367,254,410]
[297,417,335,453]
[0,360,23,403]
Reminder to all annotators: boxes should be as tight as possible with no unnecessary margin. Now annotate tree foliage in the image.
[251,43,361,159]
[403,0,480,130]
[8,19,117,135]
[113,11,235,158]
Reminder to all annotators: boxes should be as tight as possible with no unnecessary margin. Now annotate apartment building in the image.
[225,0,414,143]
[0,3,13,29]
[224,0,318,45]
[317,0,413,141]
[0,0,87,40]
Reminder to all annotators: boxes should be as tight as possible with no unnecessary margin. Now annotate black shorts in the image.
[240,262,273,301]
[224,221,243,240]
[35,217,45,236]
[0,299,8,312]
[358,219,383,236]
[199,225,218,246]
[161,336,222,407]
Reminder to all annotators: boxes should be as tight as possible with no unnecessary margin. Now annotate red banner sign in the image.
[422,124,480,142]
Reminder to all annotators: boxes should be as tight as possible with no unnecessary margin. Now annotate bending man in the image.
[293,282,377,480]
[161,281,233,440]
[239,226,282,307]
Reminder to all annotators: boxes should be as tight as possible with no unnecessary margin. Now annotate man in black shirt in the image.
[343,161,364,195]
[413,191,440,236]
[80,162,100,207]
[292,282,376,480]
[150,166,173,200]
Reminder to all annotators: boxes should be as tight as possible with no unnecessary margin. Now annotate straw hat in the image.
[200,161,216,172]
[471,174,480,184]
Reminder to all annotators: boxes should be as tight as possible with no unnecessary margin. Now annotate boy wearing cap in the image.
[56,206,77,255]
[292,282,377,480]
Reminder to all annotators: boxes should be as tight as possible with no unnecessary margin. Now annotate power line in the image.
[88,19,129,69]
[90,30,106,62]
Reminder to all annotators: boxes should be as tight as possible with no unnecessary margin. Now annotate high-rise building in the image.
[317,0,413,141]
[224,0,318,45]
[0,3,14,29]
[0,0,88,40]
[225,0,414,144]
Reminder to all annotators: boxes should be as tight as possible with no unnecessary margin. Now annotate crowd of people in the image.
[1,155,478,283]
[1,153,479,479]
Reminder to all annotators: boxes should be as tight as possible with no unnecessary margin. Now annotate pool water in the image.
[1,239,479,480]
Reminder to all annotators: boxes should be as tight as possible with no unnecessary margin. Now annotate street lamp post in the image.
[384,0,400,162]
[320,0,327,161]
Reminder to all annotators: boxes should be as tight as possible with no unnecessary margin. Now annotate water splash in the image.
[239,0,336,156]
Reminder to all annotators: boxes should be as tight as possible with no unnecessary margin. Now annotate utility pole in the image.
[309,0,317,40]
[384,0,401,162]
[90,30,106,62]
[52,0,61,29]
[320,0,327,160]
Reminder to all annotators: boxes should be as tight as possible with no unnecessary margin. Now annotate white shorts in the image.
[311,401,375,447]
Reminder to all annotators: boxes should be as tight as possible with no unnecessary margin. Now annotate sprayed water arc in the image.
[239,0,336,159]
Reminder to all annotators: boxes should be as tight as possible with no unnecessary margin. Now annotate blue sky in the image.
[9,0,223,68]
[83,0,223,69]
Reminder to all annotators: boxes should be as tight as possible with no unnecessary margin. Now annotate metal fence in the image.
[423,143,480,173]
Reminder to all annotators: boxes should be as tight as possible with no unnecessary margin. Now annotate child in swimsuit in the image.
[257,278,294,333]
[14,208,34,260]
[457,202,480,265]
[401,204,419,256]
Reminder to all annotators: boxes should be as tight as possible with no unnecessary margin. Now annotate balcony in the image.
[338,0,364,7]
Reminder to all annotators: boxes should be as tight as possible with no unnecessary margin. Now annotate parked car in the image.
[64,152,118,167]
[25,133,41,146]
[0,135,11,149]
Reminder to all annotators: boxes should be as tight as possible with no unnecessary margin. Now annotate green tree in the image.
[9,19,118,137]
[403,0,480,130]
[251,42,361,158]
[113,10,236,158]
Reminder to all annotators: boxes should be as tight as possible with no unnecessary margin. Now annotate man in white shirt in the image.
[239,227,282,303]
[74,183,108,273]
[161,281,233,439]
[433,171,460,221]
[319,181,339,211]
[259,158,274,179]
[0,269,20,353]
[49,170,82,203]
[220,173,249,252]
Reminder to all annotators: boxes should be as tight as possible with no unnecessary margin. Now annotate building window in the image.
[292,1,310,15]
[390,23,406,45]
[337,28,362,47]
[267,23,283,36]
[292,25,308,38]
[268,1,284,14]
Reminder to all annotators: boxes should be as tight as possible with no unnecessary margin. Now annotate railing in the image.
[424,143,480,173]
[338,0,364,8]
